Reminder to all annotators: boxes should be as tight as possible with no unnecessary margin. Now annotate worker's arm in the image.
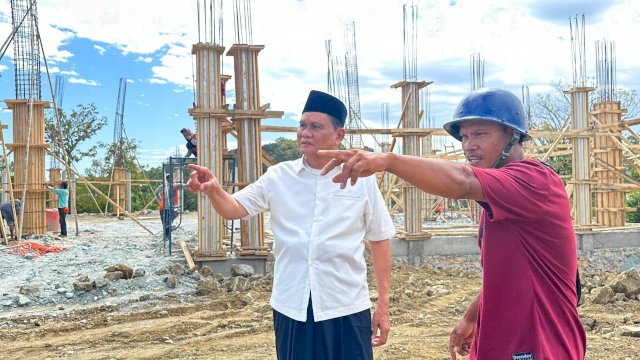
[153,187,162,201]
[369,239,392,347]
[186,164,248,220]
[319,150,485,201]
[449,294,479,359]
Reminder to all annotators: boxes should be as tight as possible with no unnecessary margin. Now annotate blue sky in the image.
[0,0,638,173]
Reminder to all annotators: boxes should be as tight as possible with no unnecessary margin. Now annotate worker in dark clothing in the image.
[0,199,21,239]
[181,128,197,157]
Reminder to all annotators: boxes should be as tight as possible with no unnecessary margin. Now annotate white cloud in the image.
[1,0,635,156]
[136,56,153,63]
[60,70,78,76]
[68,77,99,86]
[93,45,106,55]
[149,78,167,85]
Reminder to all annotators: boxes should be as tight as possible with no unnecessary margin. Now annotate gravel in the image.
[1,211,637,316]
[0,212,199,315]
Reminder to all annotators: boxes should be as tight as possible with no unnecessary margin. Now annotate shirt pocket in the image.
[330,187,362,200]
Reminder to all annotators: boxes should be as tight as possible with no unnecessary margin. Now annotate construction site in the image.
[1,1,640,359]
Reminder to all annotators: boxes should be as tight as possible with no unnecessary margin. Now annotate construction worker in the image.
[0,199,21,240]
[155,174,185,242]
[181,128,197,157]
[318,88,585,359]
[186,90,395,359]
[434,200,446,223]
[46,181,69,237]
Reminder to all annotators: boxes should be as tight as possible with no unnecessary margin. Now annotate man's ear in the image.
[336,128,346,142]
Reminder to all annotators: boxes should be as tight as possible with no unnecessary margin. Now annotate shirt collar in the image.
[294,157,341,175]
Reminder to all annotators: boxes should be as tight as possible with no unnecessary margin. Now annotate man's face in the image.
[459,120,511,168]
[297,112,344,156]
[182,131,190,140]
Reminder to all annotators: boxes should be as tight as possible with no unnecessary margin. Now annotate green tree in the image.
[262,137,301,163]
[45,103,108,166]
[85,137,142,178]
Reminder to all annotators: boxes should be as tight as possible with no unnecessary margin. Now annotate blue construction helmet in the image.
[443,88,531,142]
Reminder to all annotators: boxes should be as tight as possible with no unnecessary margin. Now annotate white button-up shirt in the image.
[233,157,395,322]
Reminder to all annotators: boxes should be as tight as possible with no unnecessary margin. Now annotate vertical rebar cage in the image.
[11,0,42,100]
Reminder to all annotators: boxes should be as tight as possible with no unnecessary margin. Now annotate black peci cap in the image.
[302,90,348,127]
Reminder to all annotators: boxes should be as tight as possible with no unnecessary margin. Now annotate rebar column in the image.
[188,43,228,259]
[391,81,430,235]
[592,101,626,227]
[5,99,49,235]
[566,87,594,229]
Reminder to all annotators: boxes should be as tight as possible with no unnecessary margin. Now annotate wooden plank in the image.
[178,240,196,270]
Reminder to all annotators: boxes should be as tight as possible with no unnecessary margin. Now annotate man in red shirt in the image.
[318,88,586,359]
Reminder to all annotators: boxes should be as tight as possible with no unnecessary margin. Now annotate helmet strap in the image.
[491,131,520,168]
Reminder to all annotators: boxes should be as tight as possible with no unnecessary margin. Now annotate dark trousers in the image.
[160,209,171,238]
[58,208,67,236]
[273,297,373,360]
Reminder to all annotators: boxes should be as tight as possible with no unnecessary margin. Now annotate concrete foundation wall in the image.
[390,229,640,266]
[198,229,640,274]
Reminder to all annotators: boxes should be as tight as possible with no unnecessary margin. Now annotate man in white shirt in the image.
[186,90,395,359]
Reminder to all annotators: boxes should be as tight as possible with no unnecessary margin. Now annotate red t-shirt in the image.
[470,159,586,360]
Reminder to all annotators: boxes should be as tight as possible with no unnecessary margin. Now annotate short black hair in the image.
[60,181,68,189]
[328,114,343,129]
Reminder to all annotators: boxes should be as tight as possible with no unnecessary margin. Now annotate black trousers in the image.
[58,208,67,236]
[273,297,373,360]
[160,209,171,238]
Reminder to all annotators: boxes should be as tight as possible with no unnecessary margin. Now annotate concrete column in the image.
[111,167,126,217]
[380,142,391,209]
[227,44,267,255]
[47,168,61,208]
[126,171,132,213]
[592,101,626,227]
[189,43,228,259]
[5,100,49,235]
[1,170,9,203]
[391,81,430,235]
[566,87,594,229]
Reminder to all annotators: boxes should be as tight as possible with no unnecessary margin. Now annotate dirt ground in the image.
[0,214,639,359]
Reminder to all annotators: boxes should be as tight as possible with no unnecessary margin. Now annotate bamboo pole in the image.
[0,124,11,244]
[39,33,79,236]
[47,151,154,235]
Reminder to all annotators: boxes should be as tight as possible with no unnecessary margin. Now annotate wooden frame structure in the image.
[5,99,49,236]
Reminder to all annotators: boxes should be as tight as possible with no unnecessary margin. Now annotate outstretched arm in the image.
[186,164,248,220]
[369,239,391,347]
[318,150,485,201]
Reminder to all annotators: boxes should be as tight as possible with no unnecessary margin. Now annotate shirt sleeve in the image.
[232,171,271,220]
[363,176,396,241]
[471,161,554,222]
